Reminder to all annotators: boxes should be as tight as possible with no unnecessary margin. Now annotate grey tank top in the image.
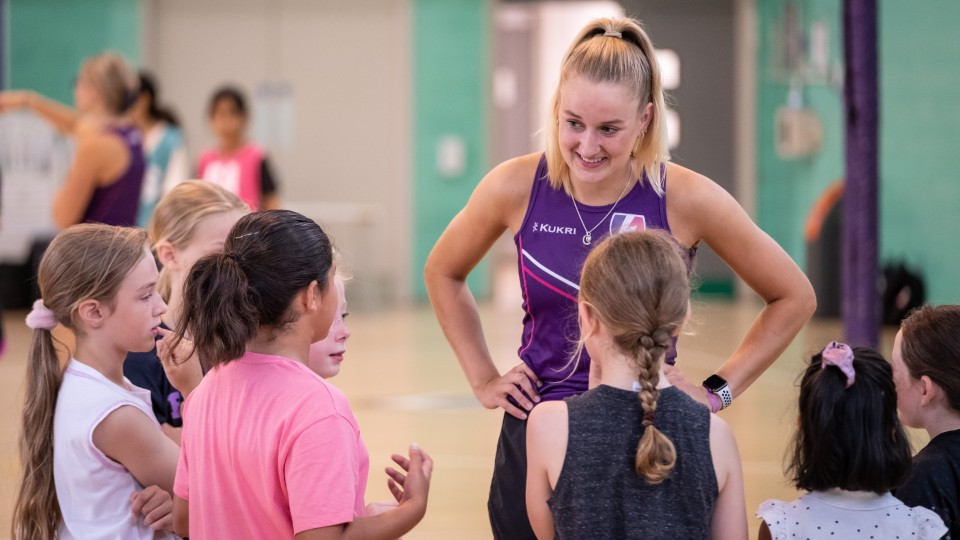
[548,385,718,539]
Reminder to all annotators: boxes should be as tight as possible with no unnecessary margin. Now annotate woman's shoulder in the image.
[480,152,541,201]
[466,152,542,229]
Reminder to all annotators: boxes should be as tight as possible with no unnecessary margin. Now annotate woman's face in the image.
[892,329,924,428]
[558,76,650,191]
[210,98,246,144]
[307,277,350,378]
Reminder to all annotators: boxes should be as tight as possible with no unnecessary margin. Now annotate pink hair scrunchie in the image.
[25,300,58,331]
[821,341,856,388]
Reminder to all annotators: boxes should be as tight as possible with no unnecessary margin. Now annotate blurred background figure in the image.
[0,52,144,229]
[130,71,189,227]
[197,86,280,211]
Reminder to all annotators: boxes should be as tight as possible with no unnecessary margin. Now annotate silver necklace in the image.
[570,177,632,245]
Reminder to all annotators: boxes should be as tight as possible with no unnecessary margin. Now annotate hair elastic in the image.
[821,341,856,388]
[25,299,58,331]
[603,29,623,38]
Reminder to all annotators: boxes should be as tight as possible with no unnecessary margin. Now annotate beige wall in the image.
[142,0,413,306]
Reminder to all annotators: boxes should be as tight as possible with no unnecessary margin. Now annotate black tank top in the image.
[548,385,718,539]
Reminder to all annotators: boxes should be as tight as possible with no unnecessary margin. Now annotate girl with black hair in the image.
[757,343,947,539]
[130,71,189,226]
[167,210,431,539]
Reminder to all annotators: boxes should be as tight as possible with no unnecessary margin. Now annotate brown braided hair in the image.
[578,230,690,483]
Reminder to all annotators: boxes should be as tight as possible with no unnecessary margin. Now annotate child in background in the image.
[124,180,248,442]
[130,71,189,227]
[525,230,747,539]
[168,210,430,539]
[892,305,960,539]
[197,86,280,211]
[12,224,179,539]
[757,342,947,540]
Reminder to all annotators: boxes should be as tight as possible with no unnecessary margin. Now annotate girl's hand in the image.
[476,363,542,420]
[130,486,173,532]
[157,328,203,398]
[663,363,711,407]
[385,444,433,518]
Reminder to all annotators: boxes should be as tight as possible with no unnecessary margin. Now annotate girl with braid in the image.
[526,230,747,539]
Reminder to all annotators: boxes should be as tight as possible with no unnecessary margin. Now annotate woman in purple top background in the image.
[424,17,816,539]
[0,52,144,228]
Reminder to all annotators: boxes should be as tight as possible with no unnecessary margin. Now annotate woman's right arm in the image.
[424,154,541,419]
[709,415,748,540]
[0,91,82,134]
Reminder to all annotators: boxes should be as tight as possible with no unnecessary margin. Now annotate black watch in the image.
[702,374,733,409]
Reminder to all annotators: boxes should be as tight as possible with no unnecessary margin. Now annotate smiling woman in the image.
[424,16,815,539]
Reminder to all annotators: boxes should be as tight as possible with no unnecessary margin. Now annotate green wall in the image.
[757,0,960,304]
[756,0,844,271]
[8,0,140,103]
[878,0,960,304]
[412,0,490,299]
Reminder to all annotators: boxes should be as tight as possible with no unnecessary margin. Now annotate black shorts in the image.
[488,412,537,540]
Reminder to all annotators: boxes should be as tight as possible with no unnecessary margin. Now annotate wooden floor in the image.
[0,298,922,539]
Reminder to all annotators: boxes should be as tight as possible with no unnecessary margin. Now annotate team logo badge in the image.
[609,212,647,234]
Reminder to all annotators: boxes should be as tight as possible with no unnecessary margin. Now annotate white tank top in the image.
[53,359,176,540]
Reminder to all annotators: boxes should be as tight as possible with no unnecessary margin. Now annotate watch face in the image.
[703,374,727,391]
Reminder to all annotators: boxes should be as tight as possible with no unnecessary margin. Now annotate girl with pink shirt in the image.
[197,86,280,211]
[166,210,432,539]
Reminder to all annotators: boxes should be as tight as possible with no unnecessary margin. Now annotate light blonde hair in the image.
[13,225,148,540]
[578,230,689,484]
[148,180,249,301]
[80,52,138,115]
[546,17,670,196]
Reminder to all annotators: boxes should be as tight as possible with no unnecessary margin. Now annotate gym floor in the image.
[0,298,918,539]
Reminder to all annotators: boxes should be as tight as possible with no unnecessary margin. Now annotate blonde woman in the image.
[424,17,814,537]
[0,52,144,227]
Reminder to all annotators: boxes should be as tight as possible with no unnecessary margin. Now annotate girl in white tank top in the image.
[13,225,181,539]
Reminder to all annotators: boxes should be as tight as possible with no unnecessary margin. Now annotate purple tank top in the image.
[514,155,696,401]
[81,124,145,226]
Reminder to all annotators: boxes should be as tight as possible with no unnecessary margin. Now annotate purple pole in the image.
[842,0,879,348]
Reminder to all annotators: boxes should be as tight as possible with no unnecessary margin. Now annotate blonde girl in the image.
[123,180,248,441]
[13,224,179,539]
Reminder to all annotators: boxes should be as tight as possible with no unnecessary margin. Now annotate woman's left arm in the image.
[667,165,816,400]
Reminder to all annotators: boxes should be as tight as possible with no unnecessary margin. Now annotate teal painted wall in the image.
[878,0,960,304]
[412,0,490,299]
[8,0,140,103]
[756,0,960,304]
[756,0,843,271]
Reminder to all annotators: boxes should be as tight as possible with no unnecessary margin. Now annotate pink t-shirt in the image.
[197,143,264,210]
[174,351,369,538]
